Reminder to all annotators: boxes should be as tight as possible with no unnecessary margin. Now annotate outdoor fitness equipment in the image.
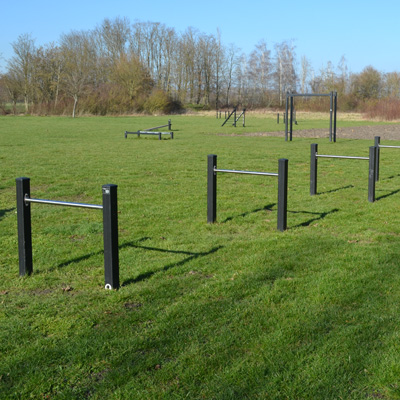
[221,107,246,127]
[310,144,377,202]
[125,119,173,139]
[374,136,400,181]
[285,91,337,142]
[16,177,120,290]
[207,155,288,231]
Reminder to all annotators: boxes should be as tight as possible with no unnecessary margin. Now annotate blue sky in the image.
[0,0,398,75]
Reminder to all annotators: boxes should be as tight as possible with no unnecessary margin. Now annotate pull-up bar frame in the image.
[285,91,337,142]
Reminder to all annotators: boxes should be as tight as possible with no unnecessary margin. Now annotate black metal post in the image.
[168,119,172,130]
[329,91,333,142]
[310,143,318,195]
[16,177,32,276]
[207,155,217,223]
[277,159,288,231]
[243,109,245,127]
[368,146,377,203]
[171,132,174,140]
[234,108,237,127]
[333,92,337,142]
[285,93,289,141]
[289,95,293,141]
[277,113,279,124]
[374,136,380,181]
[102,184,119,290]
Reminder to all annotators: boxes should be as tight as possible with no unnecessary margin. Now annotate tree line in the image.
[1,17,400,118]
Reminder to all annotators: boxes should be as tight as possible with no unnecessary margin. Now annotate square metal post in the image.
[310,143,318,195]
[285,93,289,141]
[374,136,380,181]
[102,184,119,289]
[289,95,293,141]
[333,92,337,142]
[207,154,217,223]
[277,159,288,231]
[168,119,172,130]
[368,146,377,203]
[16,177,33,276]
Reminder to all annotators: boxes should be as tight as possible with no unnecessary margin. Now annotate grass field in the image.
[2,114,400,399]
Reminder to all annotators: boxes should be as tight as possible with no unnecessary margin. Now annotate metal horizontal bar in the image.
[146,124,169,130]
[214,168,278,177]
[289,93,332,97]
[25,196,103,210]
[316,154,369,160]
[379,145,400,149]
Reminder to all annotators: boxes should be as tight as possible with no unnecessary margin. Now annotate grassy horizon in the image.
[1,115,400,399]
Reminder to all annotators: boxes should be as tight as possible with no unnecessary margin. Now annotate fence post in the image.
[374,136,380,181]
[277,159,288,231]
[277,113,279,124]
[102,184,119,289]
[16,177,33,276]
[368,146,376,203]
[310,143,318,195]
[207,154,217,223]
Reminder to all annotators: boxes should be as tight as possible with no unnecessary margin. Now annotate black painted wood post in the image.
[368,146,377,203]
[102,184,119,289]
[277,159,288,232]
[16,177,33,276]
[310,143,318,196]
[207,154,217,223]
[374,136,380,181]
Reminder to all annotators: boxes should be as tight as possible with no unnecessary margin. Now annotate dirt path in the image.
[240,124,400,141]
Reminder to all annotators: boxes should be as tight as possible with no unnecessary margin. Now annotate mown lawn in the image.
[1,114,400,399]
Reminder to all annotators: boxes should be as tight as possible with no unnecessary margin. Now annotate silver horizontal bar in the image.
[214,168,278,176]
[316,155,369,160]
[379,145,400,149]
[25,196,103,210]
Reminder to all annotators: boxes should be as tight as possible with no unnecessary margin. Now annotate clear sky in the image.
[0,0,398,75]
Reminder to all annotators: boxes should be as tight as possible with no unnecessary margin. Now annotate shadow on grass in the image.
[375,188,400,201]
[0,207,15,221]
[121,243,223,286]
[289,208,340,228]
[221,203,275,223]
[53,236,222,286]
[380,173,400,181]
[317,185,354,195]
[54,237,152,270]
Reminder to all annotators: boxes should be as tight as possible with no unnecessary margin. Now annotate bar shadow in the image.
[289,208,339,228]
[0,207,15,221]
[221,203,276,223]
[317,185,354,195]
[376,189,400,201]
[54,237,152,270]
[381,173,400,181]
[121,244,223,286]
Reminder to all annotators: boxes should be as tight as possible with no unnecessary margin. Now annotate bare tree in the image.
[300,56,311,94]
[7,33,36,112]
[60,30,97,117]
[274,40,297,105]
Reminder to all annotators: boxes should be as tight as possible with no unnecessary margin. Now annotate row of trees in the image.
[1,17,400,117]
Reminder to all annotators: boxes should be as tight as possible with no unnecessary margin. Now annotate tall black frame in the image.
[285,91,337,142]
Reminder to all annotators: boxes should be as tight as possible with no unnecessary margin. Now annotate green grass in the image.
[1,114,400,399]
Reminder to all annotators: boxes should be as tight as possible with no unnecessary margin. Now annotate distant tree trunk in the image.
[72,95,78,118]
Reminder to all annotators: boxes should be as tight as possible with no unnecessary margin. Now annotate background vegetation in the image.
[2,114,400,398]
[1,17,400,119]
